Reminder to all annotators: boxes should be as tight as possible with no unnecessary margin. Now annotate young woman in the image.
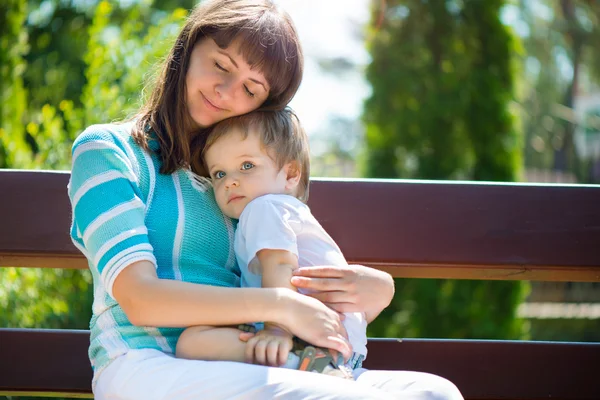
[68,1,463,398]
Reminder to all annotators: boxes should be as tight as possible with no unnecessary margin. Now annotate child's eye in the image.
[213,171,226,179]
[241,162,254,171]
[244,85,255,98]
[215,62,228,72]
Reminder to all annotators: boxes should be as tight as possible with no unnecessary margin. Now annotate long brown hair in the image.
[132,0,304,174]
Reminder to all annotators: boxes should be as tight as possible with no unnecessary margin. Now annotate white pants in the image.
[94,349,463,400]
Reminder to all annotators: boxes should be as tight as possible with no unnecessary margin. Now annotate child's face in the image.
[204,127,297,219]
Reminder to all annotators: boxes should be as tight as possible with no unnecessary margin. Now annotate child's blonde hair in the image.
[203,108,310,202]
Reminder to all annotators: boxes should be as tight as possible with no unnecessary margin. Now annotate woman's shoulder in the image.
[71,121,150,178]
[73,121,136,148]
[72,121,148,161]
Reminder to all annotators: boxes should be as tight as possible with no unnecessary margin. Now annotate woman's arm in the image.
[114,260,280,327]
[290,264,395,322]
[113,260,351,358]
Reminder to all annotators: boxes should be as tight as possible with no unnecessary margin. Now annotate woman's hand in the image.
[274,289,352,361]
[290,264,394,322]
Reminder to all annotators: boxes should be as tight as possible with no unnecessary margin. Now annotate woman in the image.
[68,0,463,398]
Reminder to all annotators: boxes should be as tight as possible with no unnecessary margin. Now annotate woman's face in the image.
[186,38,271,129]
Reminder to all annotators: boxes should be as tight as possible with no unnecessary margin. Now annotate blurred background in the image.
[1,0,599,379]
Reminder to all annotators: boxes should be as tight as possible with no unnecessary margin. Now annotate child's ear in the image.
[284,161,302,191]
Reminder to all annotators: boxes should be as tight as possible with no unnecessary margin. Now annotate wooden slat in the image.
[0,329,92,397]
[308,179,600,278]
[1,170,599,281]
[364,338,600,400]
[1,328,598,399]
[0,170,76,256]
[373,263,600,282]
[3,253,600,282]
[0,253,88,269]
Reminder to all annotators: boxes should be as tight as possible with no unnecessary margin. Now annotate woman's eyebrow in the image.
[217,49,238,68]
[248,78,266,91]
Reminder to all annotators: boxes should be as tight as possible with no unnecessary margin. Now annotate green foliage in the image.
[0,268,92,329]
[368,279,529,340]
[462,0,522,181]
[1,0,29,168]
[528,318,600,342]
[1,0,84,170]
[363,0,523,181]
[82,1,187,125]
[24,0,93,112]
[363,0,528,340]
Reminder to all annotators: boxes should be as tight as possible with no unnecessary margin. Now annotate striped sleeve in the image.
[68,125,156,298]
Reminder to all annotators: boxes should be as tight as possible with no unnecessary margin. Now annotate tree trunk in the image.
[554,0,583,174]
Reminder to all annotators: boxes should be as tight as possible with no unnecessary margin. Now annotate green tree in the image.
[462,1,522,181]
[517,1,600,182]
[363,0,528,340]
[1,0,29,168]
[82,1,187,125]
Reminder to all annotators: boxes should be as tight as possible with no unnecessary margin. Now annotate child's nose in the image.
[225,176,239,188]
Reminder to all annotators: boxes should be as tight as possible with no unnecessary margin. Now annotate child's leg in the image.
[176,326,247,362]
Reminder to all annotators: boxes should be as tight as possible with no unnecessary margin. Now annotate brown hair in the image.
[203,108,311,202]
[132,0,303,174]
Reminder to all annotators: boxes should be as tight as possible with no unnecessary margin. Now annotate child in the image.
[176,108,368,379]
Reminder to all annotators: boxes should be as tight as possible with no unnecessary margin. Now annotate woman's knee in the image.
[418,373,463,400]
[354,369,463,400]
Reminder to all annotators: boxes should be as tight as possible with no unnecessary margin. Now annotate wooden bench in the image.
[1,169,599,399]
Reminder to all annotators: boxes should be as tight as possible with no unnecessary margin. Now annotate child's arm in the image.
[256,248,299,335]
[256,248,299,293]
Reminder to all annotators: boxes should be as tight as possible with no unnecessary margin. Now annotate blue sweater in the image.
[68,122,240,384]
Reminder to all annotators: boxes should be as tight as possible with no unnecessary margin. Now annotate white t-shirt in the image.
[234,194,368,358]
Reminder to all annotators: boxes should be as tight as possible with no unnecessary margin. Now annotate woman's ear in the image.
[284,161,302,192]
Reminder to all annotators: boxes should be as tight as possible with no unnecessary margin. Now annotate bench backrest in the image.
[2,170,599,281]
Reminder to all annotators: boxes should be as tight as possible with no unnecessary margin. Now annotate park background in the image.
[1,1,599,392]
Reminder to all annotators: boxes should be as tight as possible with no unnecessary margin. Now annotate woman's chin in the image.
[189,111,217,129]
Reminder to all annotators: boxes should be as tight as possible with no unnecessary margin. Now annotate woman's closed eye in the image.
[244,85,255,98]
[241,162,254,171]
[215,63,255,98]
[214,62,228,73]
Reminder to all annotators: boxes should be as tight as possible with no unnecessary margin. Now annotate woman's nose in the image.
[215,78,233,100]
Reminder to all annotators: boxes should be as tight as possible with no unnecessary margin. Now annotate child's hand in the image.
[239,326,293,367]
